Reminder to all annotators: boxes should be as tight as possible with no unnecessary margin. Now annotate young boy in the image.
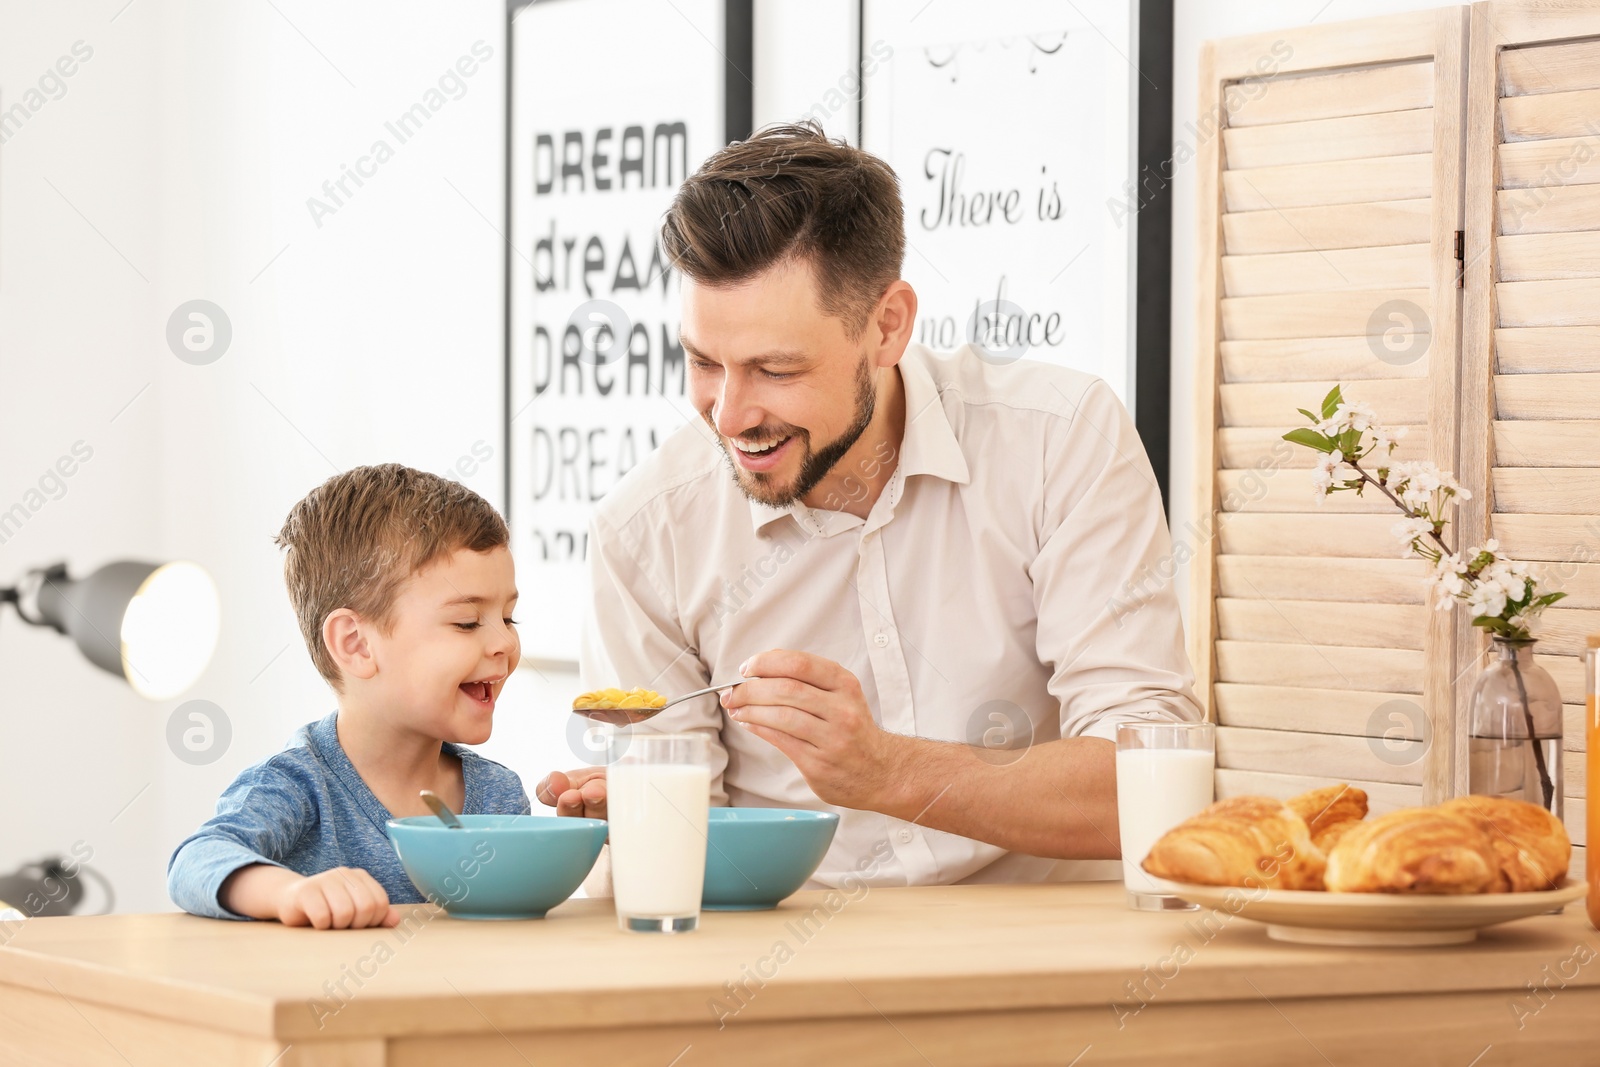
[168,464,529,929]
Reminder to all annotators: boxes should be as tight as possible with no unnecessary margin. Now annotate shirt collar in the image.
[747,345,970,534]
[305,711,482,823]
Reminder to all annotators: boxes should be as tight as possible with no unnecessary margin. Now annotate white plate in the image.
[1165,879,1586,946]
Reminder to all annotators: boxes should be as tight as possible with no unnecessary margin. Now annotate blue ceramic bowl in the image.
[386,814,607,920]
[703,808,840,911]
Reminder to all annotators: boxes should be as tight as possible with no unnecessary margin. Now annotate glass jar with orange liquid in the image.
[1588,633,1599,930]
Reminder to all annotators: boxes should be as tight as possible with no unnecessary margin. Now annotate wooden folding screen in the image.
[1458,0,1600,877]
[1194,0,1600,878]
[1192,9,1469,818]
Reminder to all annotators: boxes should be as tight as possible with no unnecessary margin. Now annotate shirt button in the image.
[874,631,889,647]
[897,828,913,843]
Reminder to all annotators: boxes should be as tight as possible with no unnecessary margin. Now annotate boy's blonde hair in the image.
[275,463,509,689]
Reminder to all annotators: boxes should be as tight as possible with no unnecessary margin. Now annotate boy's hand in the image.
[277,867,401,930]
[219,863,402,929]
[535,767,607,819]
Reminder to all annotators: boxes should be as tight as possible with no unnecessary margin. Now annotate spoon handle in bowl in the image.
[420,790,465,829]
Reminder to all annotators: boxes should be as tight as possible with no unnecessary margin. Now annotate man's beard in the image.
[708,356,877,509]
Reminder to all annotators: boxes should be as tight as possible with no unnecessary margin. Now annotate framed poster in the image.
[859,0,1173,499]
[504,0,752,663]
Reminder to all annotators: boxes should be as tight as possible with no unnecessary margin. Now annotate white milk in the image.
[607,762,712,918]
[1115,748,1215,893]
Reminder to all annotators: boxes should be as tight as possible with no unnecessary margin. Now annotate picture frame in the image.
[857,0,1173,502]
[503,0,753,664]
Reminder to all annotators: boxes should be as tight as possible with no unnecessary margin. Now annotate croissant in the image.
[1437,795,1570,892]
[1314,818,1362,856]
[1287,784,1369,852]
[1324,808,1499,894]
[1141,796,1325,890]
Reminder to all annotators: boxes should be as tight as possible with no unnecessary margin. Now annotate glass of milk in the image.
[1115,721,1215,911]
[607,732,712,933]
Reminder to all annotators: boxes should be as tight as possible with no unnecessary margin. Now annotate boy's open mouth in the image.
[460,680,494,704]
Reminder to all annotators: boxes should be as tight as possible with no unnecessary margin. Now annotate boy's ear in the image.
[323,608,379,682]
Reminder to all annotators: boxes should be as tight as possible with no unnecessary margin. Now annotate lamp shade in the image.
[34,560,219,699]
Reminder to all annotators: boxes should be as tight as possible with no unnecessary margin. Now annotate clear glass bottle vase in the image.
[1467,636,1564,818]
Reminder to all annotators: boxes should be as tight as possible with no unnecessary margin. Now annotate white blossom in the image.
[1467,580,1508,619]
[1423,554,1469,607]
[1310,449,1343,496]
[1286,388,1557,638]
[1337,401,1379,432]
[1315,400,1391,448]
[1388,460,1471,511]
[1383,424,1410,443]
[1492,565,1529,603]
[1392,516,1434,555]
[1372,423,1407,454]
[1475,558,1527,608]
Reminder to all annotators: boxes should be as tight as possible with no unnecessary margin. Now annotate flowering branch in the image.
[1283,385,1565,642]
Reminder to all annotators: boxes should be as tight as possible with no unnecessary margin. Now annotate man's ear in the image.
[323,608,379,682]
[870,280,917,368]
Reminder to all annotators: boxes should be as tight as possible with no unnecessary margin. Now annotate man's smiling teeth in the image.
[733,437,787,454]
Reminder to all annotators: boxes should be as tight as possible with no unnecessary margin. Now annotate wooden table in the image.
[2,883,1597,1065]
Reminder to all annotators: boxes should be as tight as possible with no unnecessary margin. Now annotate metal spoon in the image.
[572,678,762,726]
[419,789,464,829]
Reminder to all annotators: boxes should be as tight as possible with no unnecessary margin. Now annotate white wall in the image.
[1167,0,1460,624]
[754,0,859,143]
[0,0,580,914]
[0,1,165,912]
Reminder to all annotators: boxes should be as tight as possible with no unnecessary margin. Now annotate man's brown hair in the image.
[659,120,905,339]
[275,463,509,689]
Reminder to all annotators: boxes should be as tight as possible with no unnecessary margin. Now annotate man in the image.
[537,121,1200,886]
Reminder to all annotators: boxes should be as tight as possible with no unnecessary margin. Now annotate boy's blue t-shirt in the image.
[167,711,530,919]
